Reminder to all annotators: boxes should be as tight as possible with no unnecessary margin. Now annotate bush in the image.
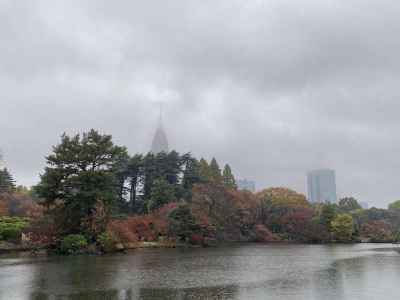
[168,205,200,242]
[23,215,57,247]
[59,234,88,254]
[0,216,29,241]
[97,232,115,252]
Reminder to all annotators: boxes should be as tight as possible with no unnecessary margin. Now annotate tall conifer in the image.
[223,164,237,189]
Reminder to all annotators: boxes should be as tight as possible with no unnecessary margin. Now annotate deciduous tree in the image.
[331,213,354,242]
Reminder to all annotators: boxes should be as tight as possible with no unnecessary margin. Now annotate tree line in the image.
[34,129,237,237]
[2,129,400,252]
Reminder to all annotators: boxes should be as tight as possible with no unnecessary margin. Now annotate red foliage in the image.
[107,203,177,243]
[24,216,57,247]
[360,220,393,242]
[190,234,204,245]
[279,207,314,239]
[255,224,280,242]
[191,184,260,241]
[0,193,43,217]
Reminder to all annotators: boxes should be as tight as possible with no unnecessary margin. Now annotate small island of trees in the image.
[1,129,400,254]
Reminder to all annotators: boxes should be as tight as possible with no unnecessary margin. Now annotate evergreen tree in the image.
[127,154,143,212]
[199,158,212,182]
[320,203,337,232]
[36,129,128,236]
[168,205,200,241]
[182,155,201,198]
[142,153,157,201]
[222,164,237,189]
[338,197,362,212]
[113,151,131,212]
[209,158,223,184]
[147,178,176,212]
[0,168,16,193]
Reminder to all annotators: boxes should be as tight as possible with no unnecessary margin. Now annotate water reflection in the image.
[30,285,238,300]
[0,244,398,300]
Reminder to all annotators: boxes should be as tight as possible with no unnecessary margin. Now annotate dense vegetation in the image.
[1,129,400,254]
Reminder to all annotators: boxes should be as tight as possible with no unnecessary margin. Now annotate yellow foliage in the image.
[256,187,309,208]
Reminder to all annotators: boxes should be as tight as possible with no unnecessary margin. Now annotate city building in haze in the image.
[360,201,369,209]
[307,169,337,203]
[151,108,169,154]
[237,179,256,192]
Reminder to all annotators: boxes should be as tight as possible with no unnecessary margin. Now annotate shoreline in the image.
[2,240,399,256]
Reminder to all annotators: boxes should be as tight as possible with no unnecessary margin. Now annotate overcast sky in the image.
[1,0,400,207]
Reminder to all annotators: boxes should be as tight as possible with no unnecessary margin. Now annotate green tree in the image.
[142,151,187,207]
[222,164,237,189]
[338,197,362,212]
[168,205,200,242]
[319,203,337,232]
[388,200,400,210]
[182,156,201,197]
[198,158,212,182]
[147,178,176,212]
[209,158,222,184]
[36,129,127,237]
[0,168,16,193]
[331,213,354,242]
[127,154,143,212]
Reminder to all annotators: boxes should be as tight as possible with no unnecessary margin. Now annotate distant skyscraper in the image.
[151,106,169,154]
[307,169,337,203]
[237,179,256,192]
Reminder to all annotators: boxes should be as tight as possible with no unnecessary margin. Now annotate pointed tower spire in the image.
[151,102,169,154]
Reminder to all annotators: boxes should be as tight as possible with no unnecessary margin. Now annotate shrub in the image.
[97,232,115,252]
[107,203,176,243]
[0,216,29,241]
[59,234,88,254]
[23,215,57,247]
[168,205,200,242]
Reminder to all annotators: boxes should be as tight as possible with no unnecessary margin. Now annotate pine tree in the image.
[199,158,212,183]
[0,168,16,193]
[222,164,237,189]
[147,178,176,212]
[36,129,128,236]
[182,156,201,198]
[209,158,223,184]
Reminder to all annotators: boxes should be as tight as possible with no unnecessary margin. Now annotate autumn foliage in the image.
[0,193,43,218]
[107,203,177,243]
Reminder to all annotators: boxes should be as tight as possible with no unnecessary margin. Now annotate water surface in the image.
[0,243,399,299]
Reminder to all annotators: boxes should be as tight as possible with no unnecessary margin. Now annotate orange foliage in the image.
[191,184,260,241]
[0,199,8,216]
[107,203,177,243]
[0,193,43,217]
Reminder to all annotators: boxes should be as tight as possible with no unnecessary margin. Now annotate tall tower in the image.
[307,169,337,203]
[151,104,169,154]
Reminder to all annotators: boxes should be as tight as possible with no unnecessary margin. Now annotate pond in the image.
[0,243,399,299]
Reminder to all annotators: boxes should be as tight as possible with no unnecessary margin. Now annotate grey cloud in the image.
[1,0,400,207]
